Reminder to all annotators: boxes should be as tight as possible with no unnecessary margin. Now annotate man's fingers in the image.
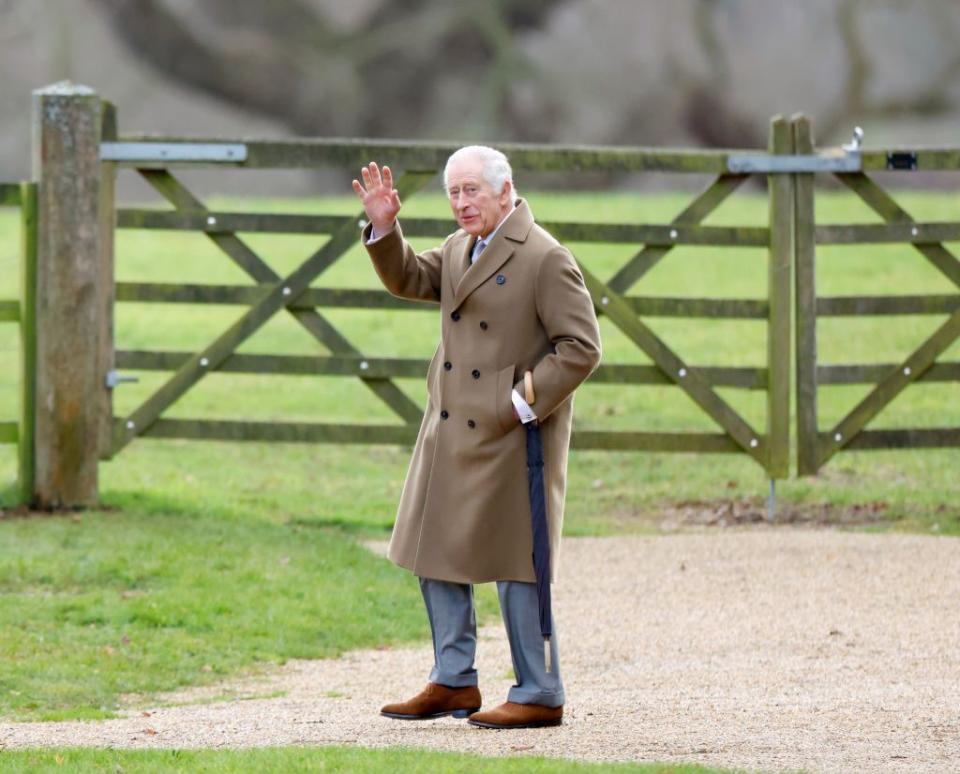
[351,179,365,197]
[382,165,393,190]
[368,162,382,188]
[360,166,371,186]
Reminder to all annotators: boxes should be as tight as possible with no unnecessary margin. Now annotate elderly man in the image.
[352,146,601,729]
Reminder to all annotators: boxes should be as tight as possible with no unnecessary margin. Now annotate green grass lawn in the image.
[0,186,957,733]
[0,747,740,774]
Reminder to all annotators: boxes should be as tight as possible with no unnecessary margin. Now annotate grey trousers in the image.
[419,577,565,707]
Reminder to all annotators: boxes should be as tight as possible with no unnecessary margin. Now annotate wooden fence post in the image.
[31,82,103,508]
[766,115,794,478]
[792,114,819,475]
[98,102,117,461]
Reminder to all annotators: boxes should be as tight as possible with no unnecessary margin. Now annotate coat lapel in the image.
[452,200,535,310]
[447,233,473,300]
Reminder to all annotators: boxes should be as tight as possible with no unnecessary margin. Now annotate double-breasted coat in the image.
[363,199,601,584]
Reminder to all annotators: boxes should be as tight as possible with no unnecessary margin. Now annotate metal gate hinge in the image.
[106,370,140,389]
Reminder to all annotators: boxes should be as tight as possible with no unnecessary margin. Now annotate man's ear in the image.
[500,179,513,206]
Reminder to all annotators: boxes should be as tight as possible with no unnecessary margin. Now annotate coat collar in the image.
[450,199,534,309]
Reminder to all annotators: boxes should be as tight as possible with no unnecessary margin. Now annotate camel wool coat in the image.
[363,199,601,584]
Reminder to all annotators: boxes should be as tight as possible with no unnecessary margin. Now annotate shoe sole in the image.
[467,717,562,729]
[381,707,480,720]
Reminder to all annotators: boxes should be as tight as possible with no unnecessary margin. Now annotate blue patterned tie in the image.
[471,238,486,263]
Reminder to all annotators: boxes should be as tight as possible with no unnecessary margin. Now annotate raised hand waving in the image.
[352,162,402,236]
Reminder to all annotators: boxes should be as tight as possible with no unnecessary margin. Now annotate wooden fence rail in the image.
[8,83,959,508]
[0,181,37,501]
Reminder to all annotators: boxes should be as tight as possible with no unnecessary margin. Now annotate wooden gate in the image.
[100,125,793,483]
[791,115,960,474]
[31,83,960,507]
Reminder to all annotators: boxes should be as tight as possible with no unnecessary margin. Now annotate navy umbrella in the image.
[522,372,553,673]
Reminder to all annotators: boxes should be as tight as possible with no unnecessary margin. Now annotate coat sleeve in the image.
[362,221,445,303]
[522,245,602,420]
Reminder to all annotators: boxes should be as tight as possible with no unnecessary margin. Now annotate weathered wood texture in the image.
[18,182,38,500]
[818,308,960,467]
[607,174,749,293]
[834,173,960,290]
[129,418,744,453]
[788,116,960,473]
[123,168,428,436]
[766,116,793,478]
[114,350,769,389]
[98,103,117,461]
[816,222,960,244]
[829,428,960,449]
[116,208,768,246]
[792,114,819,476]
[818,362,960,384]
[32,84,102,508]
[817,295,959,316]
[114,136,735,172]
[115,282,768,318]
[860,150,960,171]
[579,266,766,465]
[87,128,959,480]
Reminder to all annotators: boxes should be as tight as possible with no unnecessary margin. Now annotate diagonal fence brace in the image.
[113,203,388,453]
[818,307,960,467]
[578,264,767,466]
[133,169,434,428]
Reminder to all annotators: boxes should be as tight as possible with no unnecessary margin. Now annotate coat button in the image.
[451,311,461,321]
[467,419,476,428]
[472,369,480,379]
[441,410,449,420]
[479,321,488,330]
[444,361,452,371]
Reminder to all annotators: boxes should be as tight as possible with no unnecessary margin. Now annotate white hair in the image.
[443,145,518,198]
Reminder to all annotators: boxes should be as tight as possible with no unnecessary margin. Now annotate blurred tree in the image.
[89,0,564,138]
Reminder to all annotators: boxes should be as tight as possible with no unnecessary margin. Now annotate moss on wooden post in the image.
[98,102,117,461]
[31,82,103,508]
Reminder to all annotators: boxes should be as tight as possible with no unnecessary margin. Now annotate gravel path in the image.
[2,530,959,773]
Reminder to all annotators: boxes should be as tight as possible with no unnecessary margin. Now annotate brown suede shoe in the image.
[380,682,482,720]
[467,701,563,729]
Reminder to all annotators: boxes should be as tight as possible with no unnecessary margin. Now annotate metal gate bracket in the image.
[727,148,861,174]
[100,142,248,163]
[105,370,140,388]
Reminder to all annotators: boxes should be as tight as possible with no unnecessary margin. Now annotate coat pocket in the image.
[495,363,518,434]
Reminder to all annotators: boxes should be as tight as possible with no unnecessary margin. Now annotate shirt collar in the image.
[477,202,517,250]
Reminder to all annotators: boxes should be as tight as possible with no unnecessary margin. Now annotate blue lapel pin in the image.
[496,274,506,285]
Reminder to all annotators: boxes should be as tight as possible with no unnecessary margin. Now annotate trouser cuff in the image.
[429,666,479,688]
[507,686,565,707]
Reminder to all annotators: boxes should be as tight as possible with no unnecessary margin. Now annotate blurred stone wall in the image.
[2,0,958,194]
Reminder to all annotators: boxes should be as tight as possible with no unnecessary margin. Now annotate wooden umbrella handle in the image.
[523,370,536,405]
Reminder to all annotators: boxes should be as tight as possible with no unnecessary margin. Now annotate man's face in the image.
[446,156,513,239]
